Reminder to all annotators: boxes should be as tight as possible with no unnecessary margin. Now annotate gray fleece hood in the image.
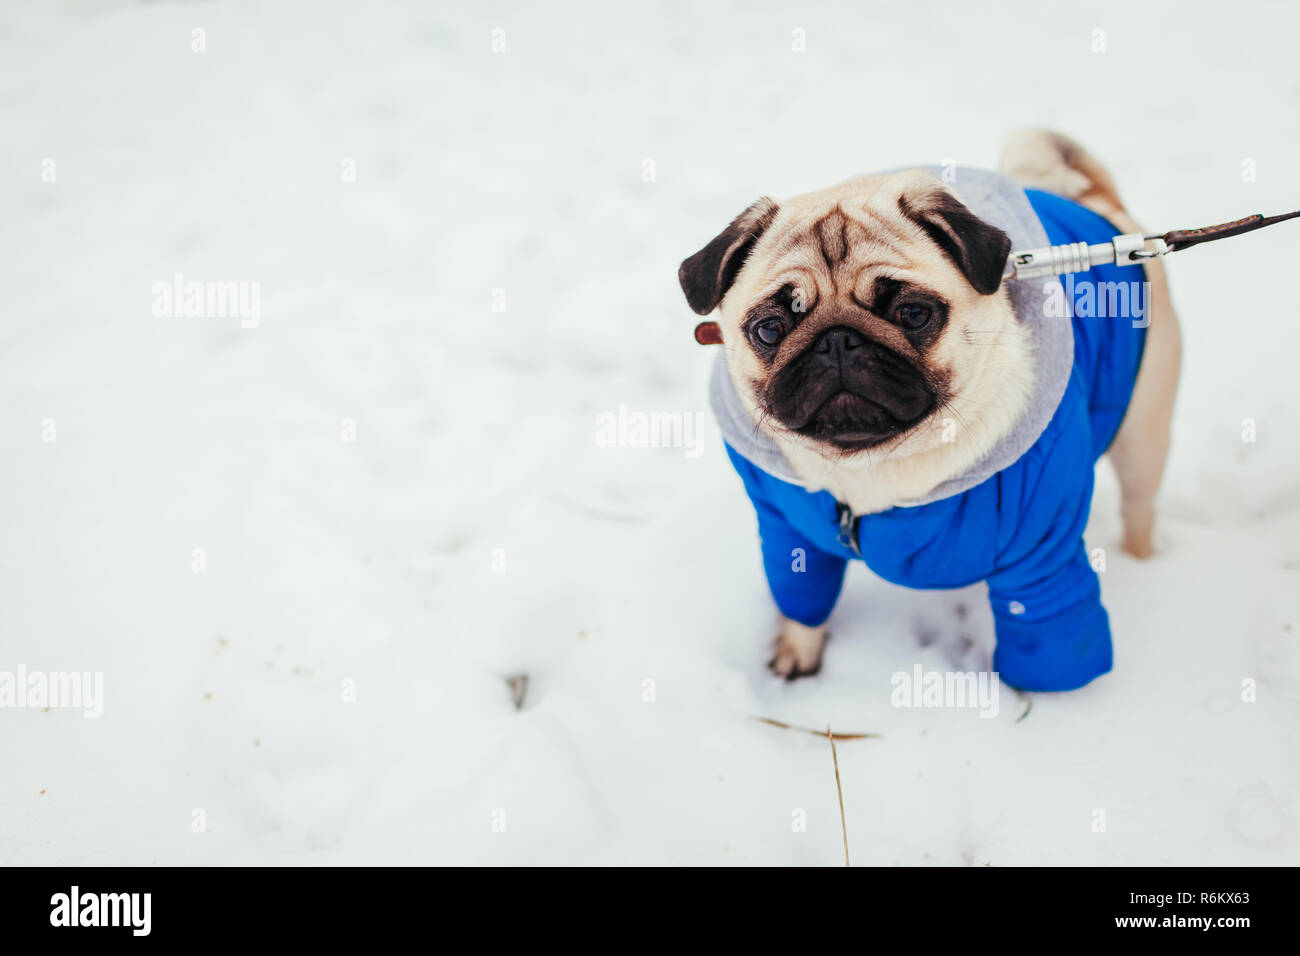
[709,166,1072,505]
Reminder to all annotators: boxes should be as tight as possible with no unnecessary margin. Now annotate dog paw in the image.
[1121,533,1156,560]
[768,618,828,680]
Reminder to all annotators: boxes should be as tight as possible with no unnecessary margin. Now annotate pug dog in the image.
[678,130,1180,691]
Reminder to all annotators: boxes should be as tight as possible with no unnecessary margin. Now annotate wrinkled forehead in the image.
[730,171,953,309]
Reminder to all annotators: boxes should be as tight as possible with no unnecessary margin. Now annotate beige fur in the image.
[717,170,1038,515]
[999,129,1182,559]
[770,618,828,679]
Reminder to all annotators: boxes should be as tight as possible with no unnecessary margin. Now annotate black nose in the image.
[812,326,866,361]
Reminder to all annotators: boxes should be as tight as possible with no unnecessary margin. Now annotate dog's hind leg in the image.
[1001,130,1182,558]
[1106,250,1181,558]
[1102,247,1185,561]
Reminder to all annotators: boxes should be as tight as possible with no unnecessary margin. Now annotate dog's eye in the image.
[894,303,933,330]
[751,318,786,347]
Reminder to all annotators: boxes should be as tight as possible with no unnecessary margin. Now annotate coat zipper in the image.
[836,502,862,557]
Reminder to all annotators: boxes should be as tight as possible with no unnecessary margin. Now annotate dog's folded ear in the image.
[898,187,1011,295]
[678,198,780,315]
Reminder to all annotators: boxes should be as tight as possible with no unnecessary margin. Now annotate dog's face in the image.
[680,171,1020,460]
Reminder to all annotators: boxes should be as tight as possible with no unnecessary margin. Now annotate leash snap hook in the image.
[1117,233,1171,262]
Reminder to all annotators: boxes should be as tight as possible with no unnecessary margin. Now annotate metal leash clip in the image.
[1004,233,1171,281]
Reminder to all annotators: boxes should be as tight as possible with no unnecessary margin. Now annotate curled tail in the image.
[999,129,1126,222]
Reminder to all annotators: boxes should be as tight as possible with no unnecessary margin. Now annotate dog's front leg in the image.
[723,450,848,680]
[769,617,828,680]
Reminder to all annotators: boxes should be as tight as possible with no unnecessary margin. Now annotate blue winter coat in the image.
[723,188,1147,691]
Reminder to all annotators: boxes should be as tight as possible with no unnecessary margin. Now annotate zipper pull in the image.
[836,502,861,557]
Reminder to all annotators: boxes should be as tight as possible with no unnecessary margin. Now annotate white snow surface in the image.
[1,0,1298,865]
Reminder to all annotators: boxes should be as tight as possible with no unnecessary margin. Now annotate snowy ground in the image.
[2,0,1298,865]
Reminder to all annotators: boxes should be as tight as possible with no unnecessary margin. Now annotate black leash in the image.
[1006,208,1300,280]
[1160,209,1300,251]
